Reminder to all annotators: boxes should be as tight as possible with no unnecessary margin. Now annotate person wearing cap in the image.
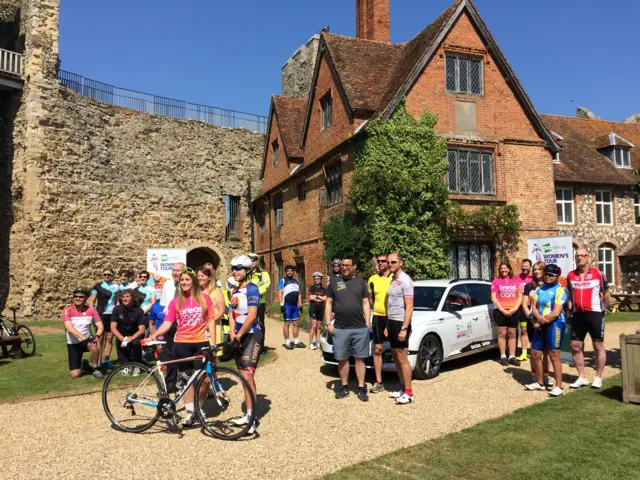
[308,272,326,349]
[248,253,271,346]
[228,255,263,435]
[526,264,567,397]
[62,287,104,379]
[278,264,305,349]
[88,268,119,369]
[328,259,342,285]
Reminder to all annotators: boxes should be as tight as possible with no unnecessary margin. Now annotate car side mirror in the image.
[447,302,465,312]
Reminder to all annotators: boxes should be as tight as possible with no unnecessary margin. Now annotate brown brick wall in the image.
[262,111,287,193]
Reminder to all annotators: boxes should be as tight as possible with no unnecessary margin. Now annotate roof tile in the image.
[273,95,307,158]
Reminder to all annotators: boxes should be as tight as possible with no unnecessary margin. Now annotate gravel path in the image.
[0,319,636,479]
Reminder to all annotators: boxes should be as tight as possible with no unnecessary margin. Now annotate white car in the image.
[319,279,498,379]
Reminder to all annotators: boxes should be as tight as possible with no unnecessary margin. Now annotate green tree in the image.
[347,100,451,278]
[321,210,371,270]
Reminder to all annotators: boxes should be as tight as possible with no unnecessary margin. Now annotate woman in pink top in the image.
[148,267,216,427]
[491,262,523,366]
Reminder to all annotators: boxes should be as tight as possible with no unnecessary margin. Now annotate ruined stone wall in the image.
[5,0,264,318]
[281,34,319,98]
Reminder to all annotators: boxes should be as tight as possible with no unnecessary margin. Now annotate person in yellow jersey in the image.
[248,253,271,350]
[368,253,393,393]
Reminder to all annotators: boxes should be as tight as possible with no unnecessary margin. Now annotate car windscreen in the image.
[414,286,446,311]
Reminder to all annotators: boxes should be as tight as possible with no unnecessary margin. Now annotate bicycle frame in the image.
[124,354,225,410]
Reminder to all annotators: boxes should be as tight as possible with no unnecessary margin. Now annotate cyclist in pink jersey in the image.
[491,262,522,366]
[567,248,610,389]
[147,267,221,426]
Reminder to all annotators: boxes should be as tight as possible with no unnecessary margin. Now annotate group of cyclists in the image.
[490,247,610,397]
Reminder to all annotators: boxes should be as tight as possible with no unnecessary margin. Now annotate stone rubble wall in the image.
[5,0,264,319]
[281,34,320,98]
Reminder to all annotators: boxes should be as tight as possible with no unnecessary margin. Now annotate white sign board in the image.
[527,235,573,282]
[147,248,187,291]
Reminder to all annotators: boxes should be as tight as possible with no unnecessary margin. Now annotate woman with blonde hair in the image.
[148,267,221,426]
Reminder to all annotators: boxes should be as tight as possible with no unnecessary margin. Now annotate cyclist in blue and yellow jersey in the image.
[279,265,304,349]
[248,253,271,342]
[526,264,567,397]
[228,255,263,435]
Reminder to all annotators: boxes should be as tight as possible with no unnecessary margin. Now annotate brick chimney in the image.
[356,0,390,43]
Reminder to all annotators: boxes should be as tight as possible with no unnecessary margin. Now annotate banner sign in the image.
[147,248,187,291]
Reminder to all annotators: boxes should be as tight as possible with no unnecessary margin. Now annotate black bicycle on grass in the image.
[102,340,255,440]
[0,306,36,357]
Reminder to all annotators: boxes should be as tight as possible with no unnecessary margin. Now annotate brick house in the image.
[541,115,640,292]
[253,0,564,300]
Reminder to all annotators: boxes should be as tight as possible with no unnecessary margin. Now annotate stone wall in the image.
[281,34,319,98]
[558,186,639,291]
[4,0,265,319]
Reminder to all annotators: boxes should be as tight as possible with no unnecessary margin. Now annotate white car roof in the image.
[413,279,492,287]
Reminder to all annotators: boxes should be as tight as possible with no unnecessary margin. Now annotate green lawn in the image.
[325,375,639,480]
[606,311,640,322]
[0,325,276,403]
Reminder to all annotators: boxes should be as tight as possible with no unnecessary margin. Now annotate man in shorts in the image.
[567,248,610,389]
[325,255,371,402]
[368,253,392,393]
[279,265,304,349]
[229,255,263,435]
[62,287,104,379]
[386,252,415,404]
[308,272,326,349]
[515,259,533,361]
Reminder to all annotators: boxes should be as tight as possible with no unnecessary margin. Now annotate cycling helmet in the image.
[231,255,252,269]
[73,287,91,297]
[247,253,259,261]
[332,259,342,266]
[226,276,239,290]
[312,271,323,278]
[544,264,562,277]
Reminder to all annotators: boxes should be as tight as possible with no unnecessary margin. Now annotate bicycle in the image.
[0,306,36,357]
[101,340,256,440]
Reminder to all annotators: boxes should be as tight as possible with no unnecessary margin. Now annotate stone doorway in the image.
[187,247,221,270]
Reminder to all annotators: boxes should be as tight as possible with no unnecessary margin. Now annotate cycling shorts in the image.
[172,341,208,373]
[494,309,518,329]
[236,331,264,372]
[372,315,388,345]
[531,322,565,351]
[387,320,411,349]
[67,342,89,371]
[571,311,605,342]
[283,305,300,321]
[517,307,528,327]
[309,304,324,320]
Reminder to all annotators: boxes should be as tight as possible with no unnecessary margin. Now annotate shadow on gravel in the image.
[582,348,621,370]
[503,367,581,387]
[256,393,272,419]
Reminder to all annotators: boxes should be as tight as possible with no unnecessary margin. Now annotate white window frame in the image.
[595,190,613,225]
[613,146,631,168]
[598,245,615,285]
[634,195,640,226]
[556,187,574,225]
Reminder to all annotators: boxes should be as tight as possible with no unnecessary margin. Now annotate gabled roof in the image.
[260,95,307,179]
[299,0,560,153]
[541,115,640,186]
[593,132,635,150]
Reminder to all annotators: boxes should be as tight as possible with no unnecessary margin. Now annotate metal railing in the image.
[225,195,241,240]
[57,70,267,134]
[0,48,23,77]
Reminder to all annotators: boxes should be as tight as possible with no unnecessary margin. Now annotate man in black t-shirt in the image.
[110,290,146,371]
[308,272,326,350]
[325,256,371,402]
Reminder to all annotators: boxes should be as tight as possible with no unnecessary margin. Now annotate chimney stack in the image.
[356,0,390,43]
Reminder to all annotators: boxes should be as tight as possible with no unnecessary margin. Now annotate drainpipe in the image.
[248,180,255,252]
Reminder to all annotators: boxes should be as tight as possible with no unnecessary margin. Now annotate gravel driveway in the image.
[0,318,636,479]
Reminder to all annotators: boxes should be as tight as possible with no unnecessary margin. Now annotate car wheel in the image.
[413,334,443,380]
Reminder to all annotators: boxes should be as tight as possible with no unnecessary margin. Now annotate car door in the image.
[441,284,474,354]
[464,282,494,344]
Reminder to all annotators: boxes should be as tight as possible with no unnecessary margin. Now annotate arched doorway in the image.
[187,247,221,270]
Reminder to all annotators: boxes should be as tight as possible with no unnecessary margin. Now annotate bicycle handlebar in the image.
[140,340,167,347]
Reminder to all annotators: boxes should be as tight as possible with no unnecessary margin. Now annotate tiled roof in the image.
[273,95,307,158]
[541,115,640,186]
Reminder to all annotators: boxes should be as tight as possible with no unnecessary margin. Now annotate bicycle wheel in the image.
[102,362,163,433]
[17,324,36,357]
[195,366,256,440]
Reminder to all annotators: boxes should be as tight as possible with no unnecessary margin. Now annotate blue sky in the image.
[59,0,640,121]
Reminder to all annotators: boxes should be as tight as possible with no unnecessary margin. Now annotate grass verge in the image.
[0,330,277,403]
[324,375,639,480]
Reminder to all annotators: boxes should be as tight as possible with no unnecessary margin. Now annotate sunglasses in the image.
[181,267,196,276]
[377,260,388,263]
[231,266,245,272]
[103,273,113,276]
[74,295,86,299]
[389,260,400,265]
[341,264,354,268]
[203,263,215,269]
[544,273,558,277]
